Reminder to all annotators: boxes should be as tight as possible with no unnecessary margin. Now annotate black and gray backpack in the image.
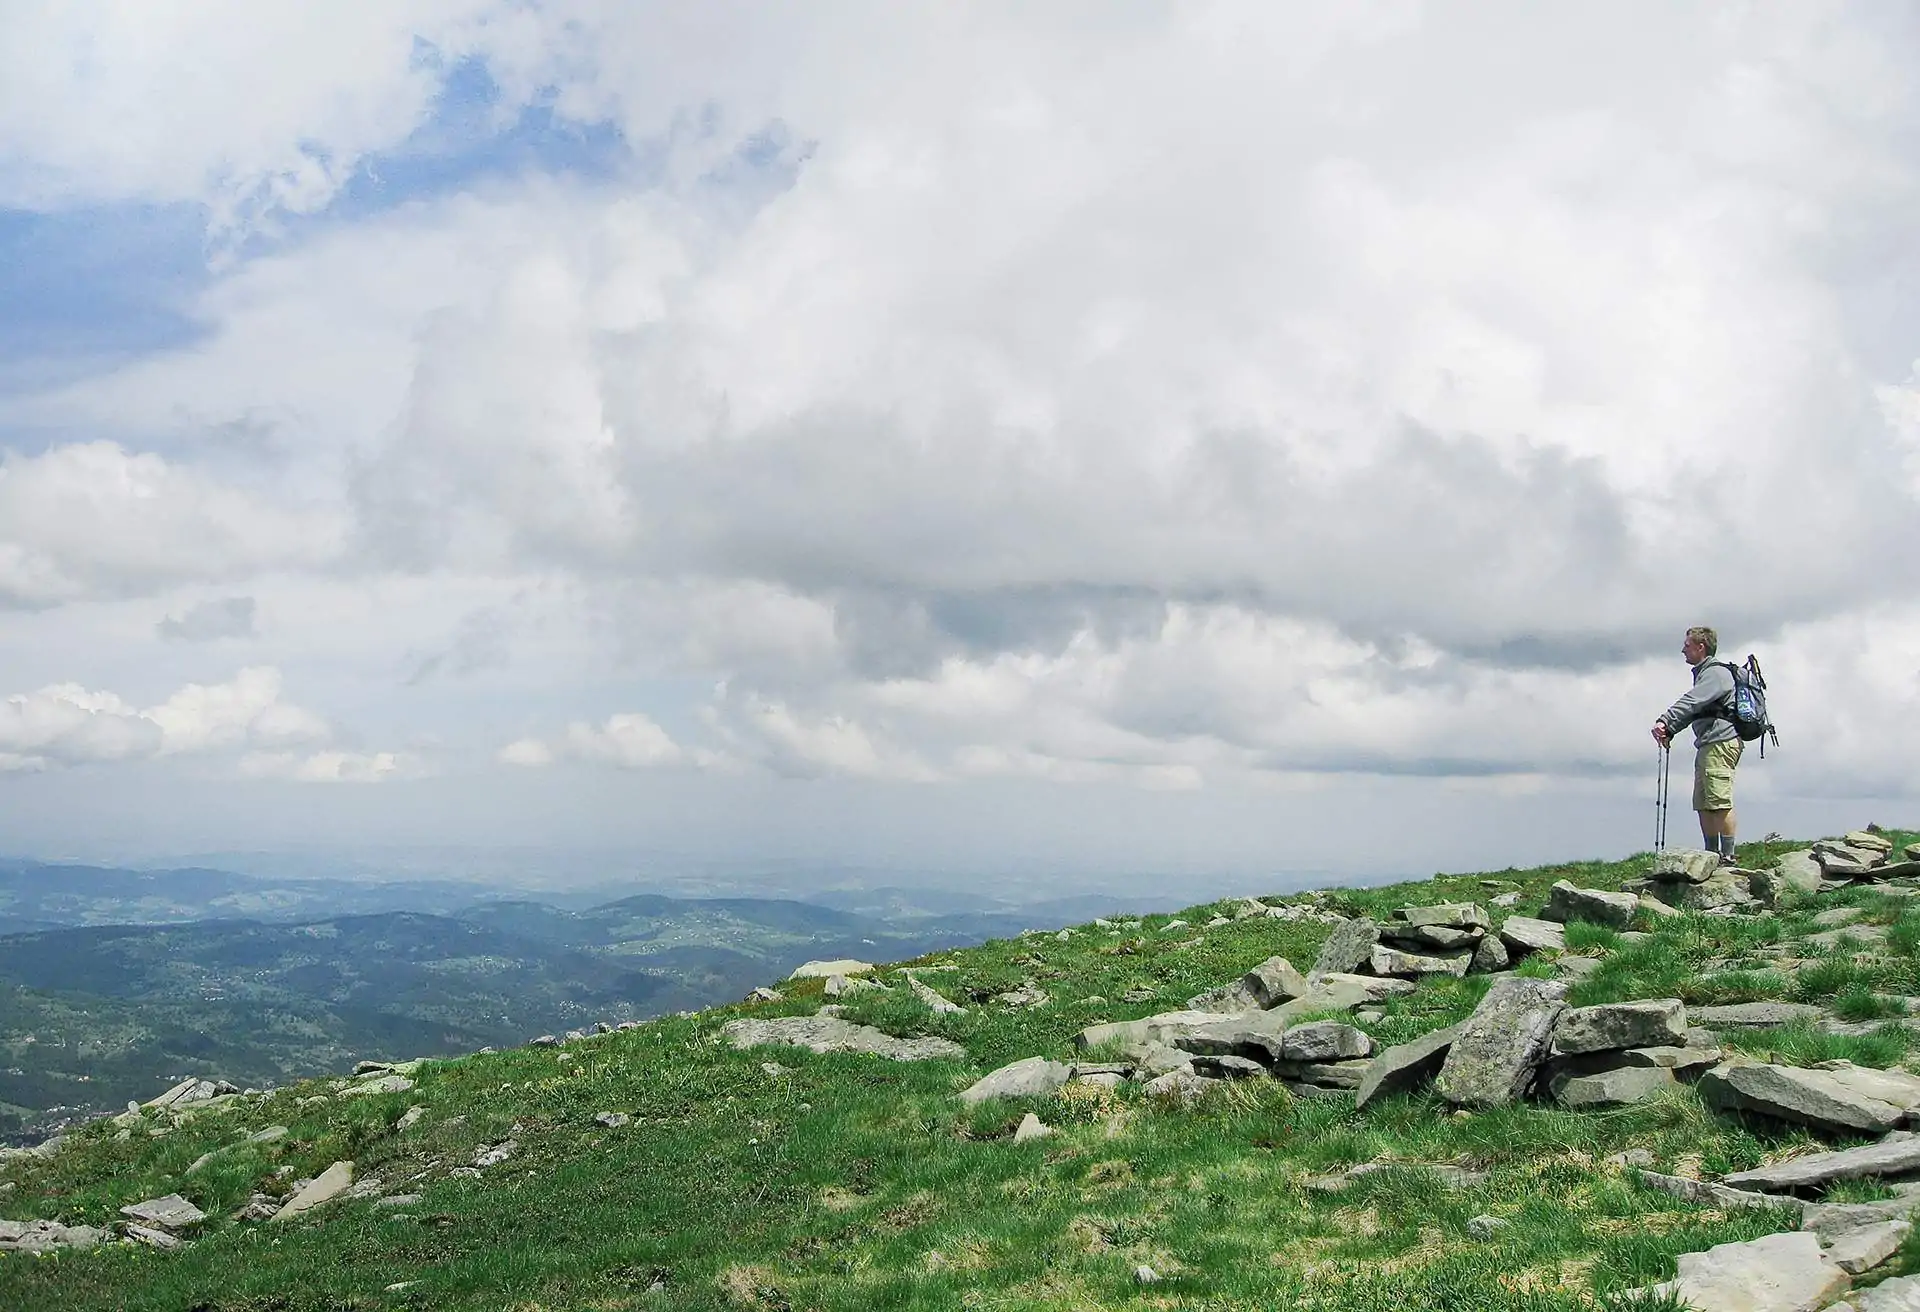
[1719,654,1778,754]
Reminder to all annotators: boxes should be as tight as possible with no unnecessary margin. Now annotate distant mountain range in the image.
[0,858,1153,1138]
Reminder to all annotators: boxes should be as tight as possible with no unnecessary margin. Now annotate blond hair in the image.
[1687,626,1718,657]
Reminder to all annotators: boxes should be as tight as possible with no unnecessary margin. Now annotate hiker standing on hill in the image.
[1651,626,1742,864]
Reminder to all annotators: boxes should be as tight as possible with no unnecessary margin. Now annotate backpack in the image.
[1719,655,1778,754]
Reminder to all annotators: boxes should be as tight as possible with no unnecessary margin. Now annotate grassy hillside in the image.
[3,831,1919,1310]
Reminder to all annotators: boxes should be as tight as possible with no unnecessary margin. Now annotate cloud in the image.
[158,596,257,642]
[0,667,338,773]
[238,750,415,783]
[499,712,686,770]
[0,443,342,608]
[6,3,1920,847]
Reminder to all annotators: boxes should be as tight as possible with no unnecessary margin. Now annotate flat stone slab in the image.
[1699,1062,1905,1135]
[1310,973,1417,1003]
[1692,1002,1829,1029]
[1281,1022,1373,1063]
[1542,881,1639,929]
[1827,1219,1909,1275]
[272,1160,354,1222]
[788,959,876,980]
[1553,999,1688,1054]
[1653,848,1723,883]
[1435,976,1568,1109]
[1664,1231,1849,1312]
[1554,1065,1674,1108]
[1499,916,1566,954]
[1355,1024,1462,1110]
[1390,902,1492,931]
[119,1194,207,1229]
[1310,918,1380,977]
[1369,944,1471,978]
[1636,1169,1795,1213]
[1847,1273,1920,1311]
[1725,1136,1920,1193]
[1804,1197,1920,1240]
[721,1016,965,1062]
[959,1057,1073,1104]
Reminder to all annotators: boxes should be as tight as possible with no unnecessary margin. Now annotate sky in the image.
[2,2,1918,895]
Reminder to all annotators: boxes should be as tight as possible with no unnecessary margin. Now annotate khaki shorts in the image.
[1693,738,1743,811]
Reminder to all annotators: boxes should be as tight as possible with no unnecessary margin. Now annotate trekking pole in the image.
[1654,742,1670,854]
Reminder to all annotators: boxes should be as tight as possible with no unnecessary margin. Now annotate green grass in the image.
[2,830,1917,1310]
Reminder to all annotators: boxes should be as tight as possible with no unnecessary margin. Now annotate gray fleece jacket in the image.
[1662,660,1737,746]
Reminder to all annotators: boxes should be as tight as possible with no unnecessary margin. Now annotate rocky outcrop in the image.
[1698,1061,1908,1134]
[722,1016,966,1062]
[1541,881,1638,930]
[1310,918,1379,977]
[959,1057,1073,1104]
[1433,977,1568,1108]
[1552,999,1687,1054]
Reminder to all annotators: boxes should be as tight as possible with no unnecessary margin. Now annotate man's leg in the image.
[1695,741,1742,861]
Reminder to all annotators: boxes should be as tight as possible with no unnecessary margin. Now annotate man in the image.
[1651,626,1741,864]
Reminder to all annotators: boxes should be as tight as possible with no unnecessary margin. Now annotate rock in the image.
[1191,1054,1269,1080]
[1637,895,1682,919]
[1276,1060,1369,1090]
[789,959,876,980]
[1468,1214,1510,1239]
[0,1219,107,1252]
[594,1111,631,1128]
[1282,1022,1374,1063]
[1816,907,1867,928]
[375,1194,423,1209]
[1805,1198,1920,1240]
[1434,977,1569,1109]
[1354,1023,1463,1110]
[1169,1010,1291,1063]
[342,1074,414,1096]
[120,1194,208,1230]
[1650,868,1759,913]
[1142,1070,1217,1107]
[1725,1136,1920,1193]
[1469,935,1510,973]
[1775,851,1827,895]
[1311,918,1381,977]
[1827,1220,1910,1275]
[1012,1113,1054,1143]
[1390,902,1492,931]
[1491,892,1521,907]
[907,976,966,1015]
[1310,973,1419,1003]
[1665,1231,1849,1312]
[1849,831,1896,853]
[1075,1010,1235,1053]
[959,1057,1073,1105]
[1499,916,1567,955]
[1188,955,1309,1012]
[124,1224,182,1249]
[271,1161,354,1222]
[1553,999,1688,1054]
[721,1016,966,1062]
[1698,1062,1905,1135]
[1808,924,1890,950]
[474,1140,516,1168]
[1134,1265,1160,1284]
[1386,923,1482,950]
[1369,944,1472,978]
[1811,1063,1920,1112]
[530,1035,560,1048]
[747,987,783,1003]
[1610,1149,1657,1169]
[1541,881,1638,930]
[992,984,1050,1009]
[1851,1275,1920,1311]
[1654,848,1724,883]
[1692,1002,1829,1030]
[249,1124,291,1143]
[1554,1065,1675,1108]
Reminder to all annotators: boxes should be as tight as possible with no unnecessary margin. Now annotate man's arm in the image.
[1658,664,1734,736]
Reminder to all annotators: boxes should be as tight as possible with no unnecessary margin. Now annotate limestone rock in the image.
[1387,923,1482,950]
[1074,1009,1233,1053]
[1665,1231,1849,1312]
[1553,999,1688,1054]
[1468,1214,1510,1239]
[1649,868,1758,913]
[1309,973,1418,1003]
[1653,848,1723,883]
[789,959,876,980]
[906,976,966,1015]
[1012,1113,1054,1143]
[1827,1220,1909,1275]
[1434,976,1568,1109]
[1389,902,1492,931]
[120,1194,207,1230]
[721,1016,966,1062]
[959,1056,1073,1105]
[1281,1022,1373,1063]
[1142,1070,1216,1107]
[0,1219,108,1252]
[1692,1002,1829,1030]
[271,1161,354,1222]
[1849,1274,1920,1311]
[1848,831,1896,853]
[1188,955,1309,1012]
[1554,1065,1675,1108]
[1369,944,1472,978]
[1724,1135,1920,1193]
[594,1111,631,1128]
[1469,935,1510,974]
[1635,1169,1792,1212]
[1541,881,1638,930]
[1276,1060,1369,1090]
[1805,1198,1920,1240]
[1499,916,1567,955]
[1169,1010,1291,1063]
[1354,1023,1462,1110]
[1774,850,1827,896]
[1191,1053,1269,1080]
[1698,1061,1904,1135]
[1311,918,1379,977]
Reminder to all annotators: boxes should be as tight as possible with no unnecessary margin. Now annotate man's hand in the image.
[1651,722,1670,747]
